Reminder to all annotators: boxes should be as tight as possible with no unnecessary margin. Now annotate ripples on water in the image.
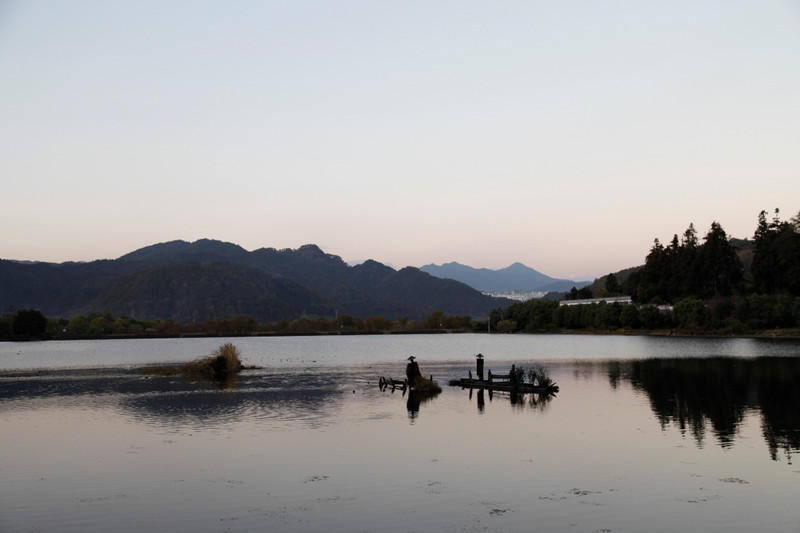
[2,335,800,532]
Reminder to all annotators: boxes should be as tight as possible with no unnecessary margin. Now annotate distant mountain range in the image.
[420,262,590,293]
[1,240,513,322]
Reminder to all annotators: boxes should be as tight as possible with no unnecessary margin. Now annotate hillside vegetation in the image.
[497,209,800,335]
[0,241,509,324]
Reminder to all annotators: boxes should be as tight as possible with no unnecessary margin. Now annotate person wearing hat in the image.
[406,356,421,382]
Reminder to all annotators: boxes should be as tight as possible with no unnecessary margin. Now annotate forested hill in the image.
[0,240,510,322]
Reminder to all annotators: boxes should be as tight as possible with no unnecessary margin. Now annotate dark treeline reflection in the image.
[619,357,800,462]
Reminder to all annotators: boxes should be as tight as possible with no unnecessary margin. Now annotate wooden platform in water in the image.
[448,378,558,394]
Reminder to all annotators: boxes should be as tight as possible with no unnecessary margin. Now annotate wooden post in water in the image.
[476,353,484,381]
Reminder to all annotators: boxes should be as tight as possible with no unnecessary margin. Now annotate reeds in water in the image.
[410,375,442,393]
[182,342,243,378]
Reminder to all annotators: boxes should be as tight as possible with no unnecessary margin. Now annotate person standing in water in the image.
[406,356,421,382]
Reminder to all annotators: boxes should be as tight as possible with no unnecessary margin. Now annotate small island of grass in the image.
[139,342,244,379]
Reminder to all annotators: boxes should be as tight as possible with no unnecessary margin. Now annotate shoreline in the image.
[3,327,800,343]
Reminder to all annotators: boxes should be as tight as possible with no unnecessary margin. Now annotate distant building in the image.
[559,296,632,307]
[482,290,549,302]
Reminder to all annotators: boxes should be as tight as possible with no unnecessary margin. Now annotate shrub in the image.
[495,319,517,333]
[525,364,554,388]
[639,305,665,329]
[12,309,48,338]
[183,343,243,378]
[673,298,708,329]
[620,304,642,329]
[409,375,442,393]
[509,364,525,384]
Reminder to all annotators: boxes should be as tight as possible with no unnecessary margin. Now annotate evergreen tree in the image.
[682,223,698,249]
[604,273,621,294]
[633,222,740,303]
[752,209,800,295]
[678,223,701,295]
[640,238,672,302]
[791,210,800,232]
[696,222,742,298]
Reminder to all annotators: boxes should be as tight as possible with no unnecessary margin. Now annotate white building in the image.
[559,296,632,306]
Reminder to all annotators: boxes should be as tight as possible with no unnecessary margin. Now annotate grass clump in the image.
[182,343,243,378]
[524,364,555,388]
[410,375,442,393]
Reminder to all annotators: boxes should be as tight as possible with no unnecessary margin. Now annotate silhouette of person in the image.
[406,356,421,382]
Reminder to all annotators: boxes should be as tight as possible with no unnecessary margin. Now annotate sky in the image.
[1,1,799,280]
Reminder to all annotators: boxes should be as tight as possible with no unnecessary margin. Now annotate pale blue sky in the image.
[2,1,799,279]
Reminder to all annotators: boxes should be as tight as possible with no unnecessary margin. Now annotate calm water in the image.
[2,334,800,532]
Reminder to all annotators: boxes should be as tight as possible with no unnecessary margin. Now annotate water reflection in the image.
[406,390,440,420]
[605,357,800,462]
[183,370,240,391]
[0,368,347,430]
[377,378,441,420]
[464,386,555,413]
[3,356,800,462]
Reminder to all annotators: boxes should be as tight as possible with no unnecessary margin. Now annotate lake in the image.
[2,334,800,532]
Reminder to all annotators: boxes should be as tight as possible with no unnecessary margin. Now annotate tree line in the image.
[0,308,478,340]
[495,209,800,334]
[627,209,800,303]
[495,293,799,334]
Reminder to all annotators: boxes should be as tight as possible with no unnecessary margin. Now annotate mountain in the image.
[1,240,511,322]
[420,261,590,292]
[118,238,250,264]
[89,262,331,323]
